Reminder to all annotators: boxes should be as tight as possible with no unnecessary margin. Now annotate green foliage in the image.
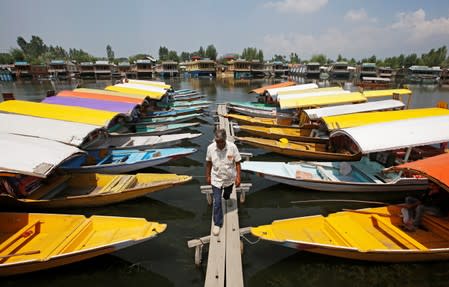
[69,48,95,63]
[129,54,150,63]
[0,53,14,64]
[106,44,114,62]
[158,46,169,61]
[198,46,205,58]
[421,46,447,67]
[242,47,262,61]
[9,48,25,62]
[309,54,327,65]
[290,52,300,64]
[205,45,217,61]
[180,51,191,62]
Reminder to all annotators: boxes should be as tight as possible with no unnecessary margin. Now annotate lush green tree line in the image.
[1,35,448,68]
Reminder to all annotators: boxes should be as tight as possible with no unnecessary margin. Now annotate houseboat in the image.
[48,60,77,80]
[117,62,135,79]
[30,64,49,80]
[440,68,449,86]
[185,57,216,78]
[132,59,153,79]
[407,65,441,84]
[358,62,378,79]
[329,61,350,80]
[303,62,321,78]
[378,66,393,79]
[79,62,95,80]
[272,61,289,77]
[264,62,274,77]
[94,60,112,80]
[226,59,251,79]
[156,61,179,78]
[0,66,13,81]
[250,60,266,78]
[13,61,32,80]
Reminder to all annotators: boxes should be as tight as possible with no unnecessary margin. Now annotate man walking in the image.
[206,129,241,236]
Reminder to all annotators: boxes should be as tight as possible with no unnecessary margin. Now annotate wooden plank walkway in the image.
[188,103,247,287]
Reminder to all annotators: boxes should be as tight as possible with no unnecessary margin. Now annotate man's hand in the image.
[235,176,241,187]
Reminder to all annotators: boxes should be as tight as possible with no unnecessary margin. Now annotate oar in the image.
[290,199,389,205]
[0,250,40,259]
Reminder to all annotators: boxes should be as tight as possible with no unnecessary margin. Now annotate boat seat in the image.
[316,166,339,181]
[422,215,449,240]
[324,215,387,251]
[350,164,384,184]
[371,215,428,250]
[96,175,137,194]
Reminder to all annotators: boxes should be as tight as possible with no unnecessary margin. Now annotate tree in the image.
[404,53,419,67]
[180,51,191,62]
[198,46,205,58]
[10,48,25,62]
[129,53,151,63]
[289,52,299,64]
[310,54,327,65]
[421,46,447,67]
[106,44,115,62]
[167,50,179,62]
[69,48,95,63]
[0,53,14,64]
[205,44,217,60]
[258,49,264,62]
[158,46,169,61]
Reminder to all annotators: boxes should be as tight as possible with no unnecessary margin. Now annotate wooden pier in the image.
[187,103,251,287]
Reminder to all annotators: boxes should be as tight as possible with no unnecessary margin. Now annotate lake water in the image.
[1,78,449,287]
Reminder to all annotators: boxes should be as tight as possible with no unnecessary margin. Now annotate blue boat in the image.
[145,107,203,118]
[136,113,203,125]
[111,122,200,136]
[60,147,197,173]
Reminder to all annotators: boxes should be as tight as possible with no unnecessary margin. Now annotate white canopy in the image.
[116,83,167,93]
[266,83,318,97]
[0,113,103,147]
[0,133,84,177]
[277,89,349,101]
[303,99,405,120]
[330,115,449,154]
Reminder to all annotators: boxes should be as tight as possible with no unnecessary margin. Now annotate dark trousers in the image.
[212,184,233,227]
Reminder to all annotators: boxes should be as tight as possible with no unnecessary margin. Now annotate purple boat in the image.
[42,96,139,115]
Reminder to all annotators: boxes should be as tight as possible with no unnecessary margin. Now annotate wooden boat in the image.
[87,133,202,150]
[0,212,166,275]
[135,113,203,125]
[127,79,171,89]
[228,101,292,118]
[60,147,197,174]
[301,99,405,122]
[112,122,200,136]
[163,99,211,109]
[58,90,145,105]
[278,91,366,110]
[249,81,297,96]
[235,137,361,161]
[241,159,428,192]
[73,88,151,103]
[237,125,327,143]
[105,85,166,101]
[226,113,295,127]
[252,153,449,262]
[0,173,191,209]
[171,93,204,101]
[0,100,125,129]
[323,107,449,131]
[42,95,140,115]
[144,107,204,118]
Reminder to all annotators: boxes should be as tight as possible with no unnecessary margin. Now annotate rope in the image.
[241,233,260,245]
[290,199,389,205]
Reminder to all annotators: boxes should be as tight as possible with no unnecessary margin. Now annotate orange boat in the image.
[57,90,144,105]
[249,81,296,95]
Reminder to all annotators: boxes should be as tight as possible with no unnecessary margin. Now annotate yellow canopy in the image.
[127,79,171,90]
[323,107,449,130]
[278,86,342,96]
[362,89,412,98]
[105,86,166,100]
[74,88,150,102]
[0,100,122,128]
[279,92,367,109]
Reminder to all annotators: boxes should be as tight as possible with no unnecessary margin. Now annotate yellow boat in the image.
[127,79,171,90]
[0,173,191,209]
[0,100,124,129]
[251,205,449,262]
[323,107,449,130]
[0,212,166,276]
[74,88,151,102]
[105,85,166,100]
[238,125,328,143]
[226,113,295,127]
[235,137,361,161]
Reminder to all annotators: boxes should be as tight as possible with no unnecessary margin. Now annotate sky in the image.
[1,0,449,60]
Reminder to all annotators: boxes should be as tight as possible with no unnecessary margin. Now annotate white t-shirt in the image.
[206,140,242,188]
